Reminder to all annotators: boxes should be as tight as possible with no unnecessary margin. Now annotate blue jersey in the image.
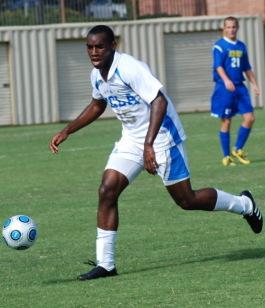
[212,37,251,84]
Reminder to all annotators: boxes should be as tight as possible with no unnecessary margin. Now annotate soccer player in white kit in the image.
[49,25,263,280]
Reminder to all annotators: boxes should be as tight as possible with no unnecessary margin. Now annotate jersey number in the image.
[231,57,240,68]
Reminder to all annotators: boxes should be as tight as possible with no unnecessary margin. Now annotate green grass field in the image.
[1,110,265,308]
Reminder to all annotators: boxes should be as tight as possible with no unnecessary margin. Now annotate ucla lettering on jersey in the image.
[107,94,140,109]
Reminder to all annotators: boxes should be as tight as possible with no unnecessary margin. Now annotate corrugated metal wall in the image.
[0,43,12,125]
[10,28,59,124]
[165,31,219,112]
[0,16,264,125]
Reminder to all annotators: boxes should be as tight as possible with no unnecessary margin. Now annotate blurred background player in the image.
[211,16,260,166]
[50,25,262,281]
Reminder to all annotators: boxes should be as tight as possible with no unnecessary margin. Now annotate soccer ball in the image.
[2,215,38,250]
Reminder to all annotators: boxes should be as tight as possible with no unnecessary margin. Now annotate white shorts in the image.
[105,138,190,186]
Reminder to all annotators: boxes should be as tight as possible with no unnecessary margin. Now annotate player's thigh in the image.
[156,142,190,187]
[237,85,254,115]
[105,140,144,184]
[166,178,194,205]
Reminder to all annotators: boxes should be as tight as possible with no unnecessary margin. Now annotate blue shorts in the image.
[211,83,253,119]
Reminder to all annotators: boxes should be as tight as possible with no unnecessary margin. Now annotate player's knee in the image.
[250,114,255,125]
[243,114,255,126]
[98,182,117,203]
[176,198,195,210]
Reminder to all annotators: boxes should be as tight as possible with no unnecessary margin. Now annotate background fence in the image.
[0,0,135,25]
[0,16,264,126]
[0,0,209,25]
[0,0,132,25]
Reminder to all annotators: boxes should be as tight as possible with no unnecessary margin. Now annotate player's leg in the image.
[232,85,255,164]
[167,179,247,213]
[97,168,130,272]
[211,83,236,166]
[160,144,250,213]
[232,112,255,164]
[157,142,262,233]
[220,118,235,166]
[166,179,262,233]
[97,169,128,231]
[78,169,129,281]
[78,140,144,281]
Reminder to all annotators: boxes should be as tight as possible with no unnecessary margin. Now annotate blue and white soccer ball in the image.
[2,215,38,250]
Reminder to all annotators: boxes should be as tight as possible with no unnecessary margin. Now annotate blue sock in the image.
[219,131,230,157]
[235,126,251,150]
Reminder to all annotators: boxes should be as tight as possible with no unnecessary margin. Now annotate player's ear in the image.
[111,40,117,50]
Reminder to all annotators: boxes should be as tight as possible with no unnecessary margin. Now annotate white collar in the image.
[223,36,238,45]
[97,51,121,81]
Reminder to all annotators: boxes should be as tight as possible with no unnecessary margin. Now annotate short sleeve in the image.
[90,70,104,100]
[119,57,163,104]
[213,45,223,69]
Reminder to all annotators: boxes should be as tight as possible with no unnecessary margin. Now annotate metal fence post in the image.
[60,0,66,23]
[131,0,138,20]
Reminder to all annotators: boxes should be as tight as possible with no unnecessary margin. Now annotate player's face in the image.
[86,33,116,69]
[223,20,238,40]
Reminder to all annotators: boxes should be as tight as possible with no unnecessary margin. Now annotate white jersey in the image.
[91,51,186,150]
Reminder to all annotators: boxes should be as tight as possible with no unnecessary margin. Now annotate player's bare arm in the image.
[216,66,235,91]
[245,70,260,96]
[144,91,167,175]
[49,98,107,154]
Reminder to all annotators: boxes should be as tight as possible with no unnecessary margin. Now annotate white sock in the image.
[96,228,117,271]
[214,189,253,215]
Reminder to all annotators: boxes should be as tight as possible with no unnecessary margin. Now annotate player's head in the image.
[223,16,239,40]
[86,25,117,69]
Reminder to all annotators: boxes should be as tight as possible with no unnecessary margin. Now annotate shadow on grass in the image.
[182,248,265,264]
[249,158,265,164]
[42,248,265,283]
[121,248,265,276]
[43,277,78,285]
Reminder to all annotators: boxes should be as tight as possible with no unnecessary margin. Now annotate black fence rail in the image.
[0,0,135,25]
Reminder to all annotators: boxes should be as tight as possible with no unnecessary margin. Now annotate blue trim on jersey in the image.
[115,68,130,87]
[162,115,181,145]
[168,146,189,181]
[95,79,100,90]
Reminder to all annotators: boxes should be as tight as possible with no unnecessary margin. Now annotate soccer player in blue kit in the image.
[211,16,260,166]
[49,25,263,280]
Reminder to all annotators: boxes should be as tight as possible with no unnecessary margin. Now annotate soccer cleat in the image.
[241,190,263,234]
[78,266,118,281]
[222,156,236,166]
[232,149,250,164]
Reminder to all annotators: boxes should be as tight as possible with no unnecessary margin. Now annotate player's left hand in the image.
[224,79,235,92]
[252,85,260,96]
[143,144,158,175]
[49,131,68,154]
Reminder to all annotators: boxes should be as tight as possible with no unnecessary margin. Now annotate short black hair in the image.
[87,25,115,44]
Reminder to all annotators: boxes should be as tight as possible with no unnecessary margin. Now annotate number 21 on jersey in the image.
[231,57,240,68]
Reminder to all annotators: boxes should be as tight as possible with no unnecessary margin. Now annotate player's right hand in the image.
[224,79,235,92]
[143,143,158,175]
[49,131,68,154]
